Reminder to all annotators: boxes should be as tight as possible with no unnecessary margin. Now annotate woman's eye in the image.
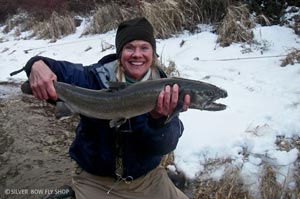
[124,46,134,51]
[141,46,150,51]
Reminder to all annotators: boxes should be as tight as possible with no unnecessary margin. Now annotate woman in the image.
[23,17,190,199]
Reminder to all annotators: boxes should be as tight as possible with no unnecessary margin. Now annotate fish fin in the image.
[55,101,75,119]
[108,81,127,91]
[109,118,127,128]
[165,105,182,124]
[21,80,33,95]
[165,90,186,124]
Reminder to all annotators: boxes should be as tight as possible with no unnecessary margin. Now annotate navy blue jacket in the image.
[25,54,184,179]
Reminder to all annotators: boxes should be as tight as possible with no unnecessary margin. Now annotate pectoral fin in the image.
[55,101,75,119]
[165,90,186,124]
[165,104,182,124]
[21,80,32,95]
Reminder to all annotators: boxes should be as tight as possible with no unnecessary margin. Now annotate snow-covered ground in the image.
[1,20,300,195]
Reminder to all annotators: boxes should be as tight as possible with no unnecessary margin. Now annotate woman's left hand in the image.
[149,84,190,119]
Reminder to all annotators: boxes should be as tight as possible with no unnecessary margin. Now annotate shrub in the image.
[32,12,75,40]
[82,0,233,39]
[82,3,133,35]
[217,3,255,47]
[280,48,300,67]
[2,11,33,33]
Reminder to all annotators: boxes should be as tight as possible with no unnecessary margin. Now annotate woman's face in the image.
[120,40,153,80]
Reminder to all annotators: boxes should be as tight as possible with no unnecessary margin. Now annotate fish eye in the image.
[205,90,214,96]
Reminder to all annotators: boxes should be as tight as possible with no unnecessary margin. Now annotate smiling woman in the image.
[16,17,190,199]
[115,17,156,81]
[120,40,154,81]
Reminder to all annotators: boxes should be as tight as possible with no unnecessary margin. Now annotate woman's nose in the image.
[132,48,142,57]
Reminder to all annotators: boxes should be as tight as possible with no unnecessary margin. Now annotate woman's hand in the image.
[29,60,57,100]
[150,84,190,119]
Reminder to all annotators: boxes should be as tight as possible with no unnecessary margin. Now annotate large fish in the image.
[21,77,228,127]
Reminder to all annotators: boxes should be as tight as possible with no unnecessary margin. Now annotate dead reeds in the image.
[82,3,133,35]
[1,0,236,40]
[217,3,255,47]
[142,0,233,38]
[161,60,180,77]
[81,0,232,39]
[260,164,282,199]
[280,48,300,67]
[2,11,35,37]
[192,159,300,199]
[191,134,300,199]
[32,12,76,40]
[194,165,251,199]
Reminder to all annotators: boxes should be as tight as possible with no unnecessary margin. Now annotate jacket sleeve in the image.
[137,115,184,156]
[24,56,96,87]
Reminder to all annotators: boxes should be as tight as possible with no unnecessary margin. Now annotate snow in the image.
[1,22,300,190]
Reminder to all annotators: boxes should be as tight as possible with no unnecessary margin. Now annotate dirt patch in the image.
[0,82,78,199]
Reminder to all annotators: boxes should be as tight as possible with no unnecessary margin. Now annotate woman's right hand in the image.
[29,60,58,100]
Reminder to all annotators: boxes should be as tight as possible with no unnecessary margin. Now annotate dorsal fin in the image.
[108,81,127,91]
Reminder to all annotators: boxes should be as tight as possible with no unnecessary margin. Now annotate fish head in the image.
[189,84,228,111]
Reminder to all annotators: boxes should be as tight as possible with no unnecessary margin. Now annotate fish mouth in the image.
[203,90,228,111]
[203,102,227,111]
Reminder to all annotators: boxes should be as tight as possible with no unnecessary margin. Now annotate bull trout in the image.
[21,77,228,127]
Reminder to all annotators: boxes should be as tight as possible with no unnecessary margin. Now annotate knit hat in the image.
[115,17,156,58]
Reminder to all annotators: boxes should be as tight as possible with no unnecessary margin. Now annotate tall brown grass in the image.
[280,48,300,67]
[82,3,133,35]
[32,12,76,40]
[192,160,300,199]
[1,0,246,41]
[191,134,300,199]
[2,11,34,34]
[217,3,255,47]
[194,164,251,199]
[82,0,233,39]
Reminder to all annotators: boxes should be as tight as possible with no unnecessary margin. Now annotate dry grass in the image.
[276,135,300,152]
[3,11,35,35]
[140,0,187,38]
[82,3,133,35]
[259,163,300,199]
[82,0,190,38]
[294,158,300,198]
[255,14,271,26]
[192,160,300,199]
[192,0,233,24]
[161,151,175,168]
[135,0,232,38]
[280,48,300,67]
[194,165,251,199]
[81,0,232,39]
[190,135,300,199]
[260,164,282,199]
[161,60,180,77]
[1,0,237,40]
[32,12,76,40]
[281,6,300,35]
[217,3,255,47]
